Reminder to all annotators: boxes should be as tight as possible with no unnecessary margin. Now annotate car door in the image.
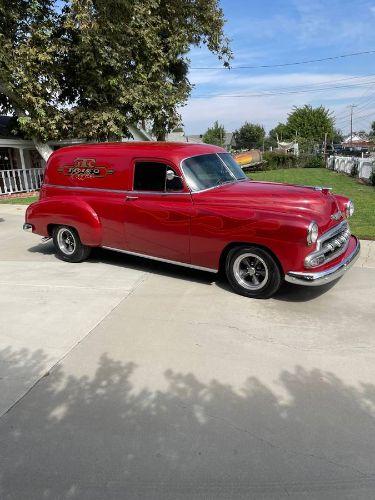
[124,159,193,264]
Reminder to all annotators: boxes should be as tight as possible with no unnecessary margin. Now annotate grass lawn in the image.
[0,196,38,205]
[249,168,375,240]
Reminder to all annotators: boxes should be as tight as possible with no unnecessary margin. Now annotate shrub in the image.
[262,151,297,170]
[301,155,326,169]
[370,168,375,186]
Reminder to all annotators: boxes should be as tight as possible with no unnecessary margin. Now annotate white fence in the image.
[327,156,374,181]
[0,168,44,195]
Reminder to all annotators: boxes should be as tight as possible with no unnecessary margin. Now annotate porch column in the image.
[18,147,30,191]
[19,148,26,169]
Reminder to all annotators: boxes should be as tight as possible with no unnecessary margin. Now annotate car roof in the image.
[52,141,226,165]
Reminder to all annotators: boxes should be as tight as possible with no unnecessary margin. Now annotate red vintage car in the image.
[24,142,360,298]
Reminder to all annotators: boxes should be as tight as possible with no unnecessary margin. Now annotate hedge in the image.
[259,152,325,171]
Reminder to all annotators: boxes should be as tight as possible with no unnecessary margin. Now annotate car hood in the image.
[192,180,343,230]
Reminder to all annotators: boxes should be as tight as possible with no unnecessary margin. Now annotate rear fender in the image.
[26,197,102,246]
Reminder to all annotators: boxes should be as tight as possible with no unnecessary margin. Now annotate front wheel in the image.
[225,246,282,298]
[53,225,91,263]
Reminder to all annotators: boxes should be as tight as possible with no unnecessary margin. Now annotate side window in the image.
[133,162,183,192]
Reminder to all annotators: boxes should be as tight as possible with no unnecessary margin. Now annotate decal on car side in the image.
[58,158,114,179]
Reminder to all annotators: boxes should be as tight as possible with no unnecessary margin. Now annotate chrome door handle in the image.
[125,195,139,201]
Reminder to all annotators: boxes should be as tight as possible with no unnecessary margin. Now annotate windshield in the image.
[182,153,247,192]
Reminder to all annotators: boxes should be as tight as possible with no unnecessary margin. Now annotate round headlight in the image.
[307,221,319,246]
[346,200,354,218]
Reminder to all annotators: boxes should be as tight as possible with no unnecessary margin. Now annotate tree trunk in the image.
[156,130,166,141]
[32,138,54,162]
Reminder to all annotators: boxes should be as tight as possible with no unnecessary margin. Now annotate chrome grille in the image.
[305,221,351,268]
[321,226,350,257]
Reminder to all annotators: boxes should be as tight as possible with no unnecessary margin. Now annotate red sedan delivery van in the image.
[24,142,360,298]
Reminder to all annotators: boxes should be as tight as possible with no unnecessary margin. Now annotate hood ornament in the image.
[302,185,333,194]
[313,186,333,194]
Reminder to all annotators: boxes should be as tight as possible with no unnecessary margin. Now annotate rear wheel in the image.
[53,225,91,263]
[225,246,282,298]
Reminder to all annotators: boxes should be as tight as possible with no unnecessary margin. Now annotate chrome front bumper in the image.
[285,238,360,286]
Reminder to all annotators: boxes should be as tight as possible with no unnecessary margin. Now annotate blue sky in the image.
[181,0,375,135]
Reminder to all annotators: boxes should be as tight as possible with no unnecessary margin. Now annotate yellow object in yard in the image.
[234,150,261,166]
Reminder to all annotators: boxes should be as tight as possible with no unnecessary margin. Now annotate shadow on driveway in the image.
[0,346,375,499]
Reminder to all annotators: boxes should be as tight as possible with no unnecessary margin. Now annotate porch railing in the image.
[0,168,44,195]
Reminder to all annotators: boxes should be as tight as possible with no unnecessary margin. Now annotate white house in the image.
[0,116,152,195]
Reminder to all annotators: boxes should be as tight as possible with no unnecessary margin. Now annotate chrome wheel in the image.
[233,252,269,290]
[56,227,76,255]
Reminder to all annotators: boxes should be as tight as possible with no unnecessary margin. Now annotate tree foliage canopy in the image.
[233,122,265,150]
[0,0,231,153]
[286,105,335,141]
[202,120,226,147]
[269,123,290,142]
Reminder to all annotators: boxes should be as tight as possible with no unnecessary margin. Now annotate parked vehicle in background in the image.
[332,145,371,157]
[24,142,359,298]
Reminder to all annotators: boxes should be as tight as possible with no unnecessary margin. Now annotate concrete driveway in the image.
[1,204,375,499]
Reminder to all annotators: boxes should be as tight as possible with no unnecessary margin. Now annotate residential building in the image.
[0,116,152,195]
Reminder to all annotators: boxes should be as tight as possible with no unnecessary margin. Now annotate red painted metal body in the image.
[26,142,356,275]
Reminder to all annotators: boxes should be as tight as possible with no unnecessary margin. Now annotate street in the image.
[1,204,375,499]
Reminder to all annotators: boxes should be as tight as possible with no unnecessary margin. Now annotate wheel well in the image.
[47,223,76,237]
[47,223,56,237]
[219,242,284,275]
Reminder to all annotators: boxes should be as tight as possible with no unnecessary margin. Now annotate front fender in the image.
[334,195,350,219]
[190,205,315,272]
[26,197,102,246]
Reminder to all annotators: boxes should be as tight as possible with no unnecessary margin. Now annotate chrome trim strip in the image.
[101,246,218,273]
[285,238,360,287]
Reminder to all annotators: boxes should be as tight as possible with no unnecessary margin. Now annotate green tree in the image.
[233,122,265,150]
[0,0,63,159]
[202,121,226,147]
[332,128,344,144]
[0,0,231,159]
[269,122,291,143]
[286,105,334,142]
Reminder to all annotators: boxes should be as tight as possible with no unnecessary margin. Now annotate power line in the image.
[333,83,375,124]
[192,80,375,99]
[352,109,375,121]
[354,91,375,111]
[191,49,375,70]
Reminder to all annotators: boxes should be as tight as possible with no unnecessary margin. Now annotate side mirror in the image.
[166,169,176,181]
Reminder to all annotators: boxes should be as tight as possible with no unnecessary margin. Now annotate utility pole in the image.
[349,104,357,146]
[323,132,327,160]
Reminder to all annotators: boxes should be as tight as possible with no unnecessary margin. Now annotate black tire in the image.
[53,225,91,263]
[225,245,282,298]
